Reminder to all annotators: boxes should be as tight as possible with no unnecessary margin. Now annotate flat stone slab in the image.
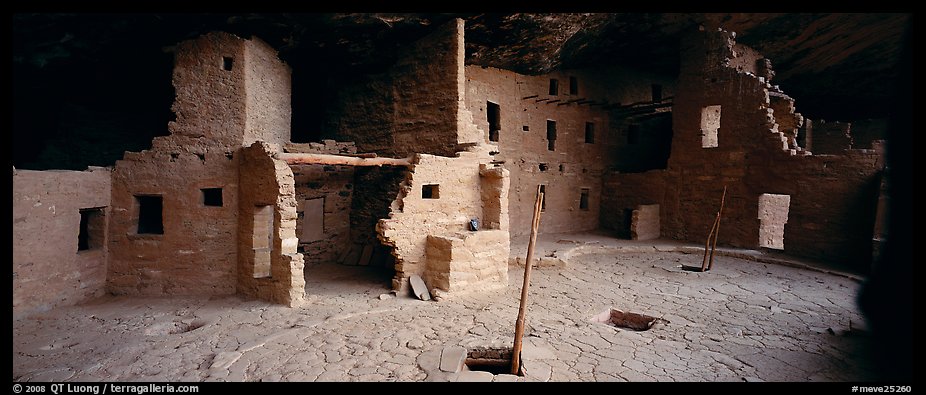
[439,345,466,373]
[456,370,495,382]
[409,274,431,301]
[210,351,243,370]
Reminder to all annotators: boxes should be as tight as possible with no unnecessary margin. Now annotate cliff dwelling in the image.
[12,13,911,383]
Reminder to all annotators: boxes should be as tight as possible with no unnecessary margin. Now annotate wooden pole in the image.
[275,152,412,167]
[511,185,544,375]
[707,186,727,271]
[701,216,719,272]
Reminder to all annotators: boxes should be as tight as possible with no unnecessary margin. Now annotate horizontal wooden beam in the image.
[276,153,412,167]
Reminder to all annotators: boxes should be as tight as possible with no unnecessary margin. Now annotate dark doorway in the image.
[136,195,163,235]
[546,120,557,151]
[487,101,500,142]
[622,208,633,239]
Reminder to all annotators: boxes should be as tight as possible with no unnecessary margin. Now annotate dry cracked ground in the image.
[13,247,876,382]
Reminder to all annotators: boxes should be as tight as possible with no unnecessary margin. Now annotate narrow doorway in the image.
[547,120,557,151]
[487,101,500,142]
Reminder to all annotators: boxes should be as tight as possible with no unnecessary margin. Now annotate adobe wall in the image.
[328,19,468,157]
[237,142,305,306]
[13,167,111,318]
[108,32,293,296]
[243,37,292,147]
[602,28,884,270]
[465,66,673,237]
[378,150,509,296]
[348,167,407,268]
[600,171,667,238]
[285,140,404,269]
[392,18,472,155]
[286,141,357,266]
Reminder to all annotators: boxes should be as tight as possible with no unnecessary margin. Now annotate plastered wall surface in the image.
[465,64,677,237]
[13,167,112,317]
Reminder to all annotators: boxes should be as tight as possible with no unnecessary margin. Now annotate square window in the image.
[422,184,440,199]
[202,188,223,207]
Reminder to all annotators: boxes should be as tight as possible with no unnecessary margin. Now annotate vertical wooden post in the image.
[511,185,544,375]
[701,217,718,271]
[701,186,727,272]
[707,186,727,271]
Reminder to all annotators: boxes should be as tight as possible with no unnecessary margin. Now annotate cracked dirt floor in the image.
[13,247,876,382]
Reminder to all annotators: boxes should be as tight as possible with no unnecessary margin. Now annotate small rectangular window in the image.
[222,56,234,71]
[523,125,530,132]
[539,185,547,212]
[569,76,578,95]
[549,79,559,96]
[585,122,595,144]
[539,163,549,172]
[136,195,163,235]
[546,120,557,151]
[422,184,440,199]
[78,208,105,251]
[580,188,590,211]
[202,188,223,207]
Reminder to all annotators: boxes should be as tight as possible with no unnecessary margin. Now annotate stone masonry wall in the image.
[291,164,353,266]
[108,32,294,297]
[602,28,884,270]
[286,141,358,267]
[378,150,509,295]
[373,18,510,296]
[348,167,407,268]
[237,142,305,306]
[392,18,467,157]
[244,37,292,147]
[631,204,661,241]
[108,145,240,296]
[327,19,466,158]
[13,167,111,318]
[600,171,667,238]
[284,141,405,269]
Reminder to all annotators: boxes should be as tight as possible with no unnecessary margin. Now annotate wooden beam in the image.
[276,153,412,167]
